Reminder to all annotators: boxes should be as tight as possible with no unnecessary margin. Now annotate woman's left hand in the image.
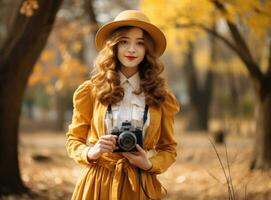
[122,144,152,171]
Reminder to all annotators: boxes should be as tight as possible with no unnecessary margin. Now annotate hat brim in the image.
[95,19,167,57]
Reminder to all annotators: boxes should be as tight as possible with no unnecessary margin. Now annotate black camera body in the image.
[111,120,143,152]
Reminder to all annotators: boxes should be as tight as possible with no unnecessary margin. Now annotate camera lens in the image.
[118,131,137,151]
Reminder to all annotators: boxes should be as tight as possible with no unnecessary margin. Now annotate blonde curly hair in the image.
[90,26,167,107]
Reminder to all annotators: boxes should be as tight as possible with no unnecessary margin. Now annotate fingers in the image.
[122,145,145,158]
[94,135,118,153]
[99,143,115,152]
[135,144,146,155]
[99,135,117,148]
[122,153,137,165]
[122,152,137,159]
[99,139,115,149]
[100,135,117,145]
[122,151,151,170]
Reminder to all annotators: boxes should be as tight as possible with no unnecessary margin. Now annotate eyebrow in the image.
[120,36,144,40]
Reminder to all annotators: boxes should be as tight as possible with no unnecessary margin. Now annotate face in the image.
[117,27,146,69]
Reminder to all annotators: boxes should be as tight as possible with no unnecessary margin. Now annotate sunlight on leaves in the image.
[20,0,39,17]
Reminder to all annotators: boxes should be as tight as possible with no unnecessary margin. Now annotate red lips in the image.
[125,56,137,61]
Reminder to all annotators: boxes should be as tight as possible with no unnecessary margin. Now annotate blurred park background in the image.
[0,0,271,199]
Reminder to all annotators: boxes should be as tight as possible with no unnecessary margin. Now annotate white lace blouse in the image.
[105,71,150,137]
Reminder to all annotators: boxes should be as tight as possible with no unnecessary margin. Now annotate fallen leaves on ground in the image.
[1,123,271,200]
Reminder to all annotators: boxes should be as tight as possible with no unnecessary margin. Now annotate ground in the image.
[1,118,271,200]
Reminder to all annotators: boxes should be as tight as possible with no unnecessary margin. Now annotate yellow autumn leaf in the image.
[40,49,56,62]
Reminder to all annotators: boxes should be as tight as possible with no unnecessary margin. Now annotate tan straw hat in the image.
[95,10,167,57]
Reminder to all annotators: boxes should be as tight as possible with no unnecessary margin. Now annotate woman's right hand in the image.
[87,135,118,161]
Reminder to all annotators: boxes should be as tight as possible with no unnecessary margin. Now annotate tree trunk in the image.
[184,29,215,131]
[250,80,271,169]
[184,42,200,130]
[55,93,66,131]
[84,0,98,34]
[0,79,27,194]
[227,72,239,116]
[186,70,213,131]
[0,0,63,194]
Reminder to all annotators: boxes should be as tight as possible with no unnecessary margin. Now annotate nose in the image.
[128,43,136,54]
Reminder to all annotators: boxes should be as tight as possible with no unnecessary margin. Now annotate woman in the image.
[66,10,180,200]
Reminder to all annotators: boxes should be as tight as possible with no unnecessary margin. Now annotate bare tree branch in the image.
[176,23,239,59]
[210,0,264,81]
[226,21,264,80]
[84,0,98,33]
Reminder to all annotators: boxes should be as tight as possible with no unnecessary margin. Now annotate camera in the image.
[111,120,143,152]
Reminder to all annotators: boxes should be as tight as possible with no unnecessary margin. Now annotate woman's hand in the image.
[87,135,118,161]
[122,144,152,170]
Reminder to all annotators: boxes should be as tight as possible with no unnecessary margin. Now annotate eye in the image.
[119,40,128,45]
[137,41,144,46]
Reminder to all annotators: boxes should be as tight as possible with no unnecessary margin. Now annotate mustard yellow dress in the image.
[66,80,180,200]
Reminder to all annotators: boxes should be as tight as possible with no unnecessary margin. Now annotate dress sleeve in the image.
[147,90,180,174]
[66,81,93,165]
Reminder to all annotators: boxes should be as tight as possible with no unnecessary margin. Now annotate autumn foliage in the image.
[141,0,271,74]
[28,20,90,95]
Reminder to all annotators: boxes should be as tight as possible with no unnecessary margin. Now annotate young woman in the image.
[66,10,180,200]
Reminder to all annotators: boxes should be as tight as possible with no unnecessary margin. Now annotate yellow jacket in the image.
[66,80,180,200]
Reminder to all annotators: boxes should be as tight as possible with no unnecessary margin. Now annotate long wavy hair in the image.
[90,26,167,107]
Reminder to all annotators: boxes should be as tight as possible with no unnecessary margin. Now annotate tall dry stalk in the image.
[208,136,236,200]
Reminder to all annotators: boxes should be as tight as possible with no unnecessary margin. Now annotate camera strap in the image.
[107,104,112,113]
[143,104,148,125]
[137,167,167,200]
